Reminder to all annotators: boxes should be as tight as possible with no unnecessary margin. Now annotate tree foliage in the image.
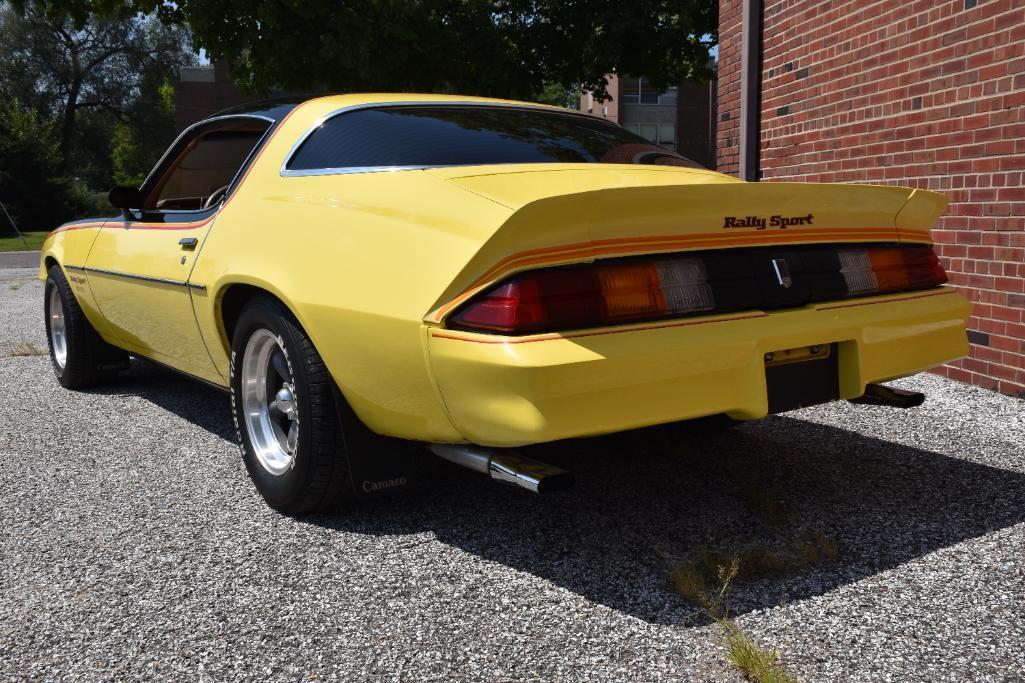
[0,98,89,231]
[0,2,192,170]
[25,0,717,101]
[0,1,193,226]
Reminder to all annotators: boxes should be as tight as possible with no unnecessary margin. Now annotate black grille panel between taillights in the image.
[448,243,948,335]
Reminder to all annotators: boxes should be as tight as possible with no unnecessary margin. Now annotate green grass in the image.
[0,231,48,252]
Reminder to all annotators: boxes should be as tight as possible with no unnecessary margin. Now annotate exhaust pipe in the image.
[428,444,573,494]
[849,383,925,409]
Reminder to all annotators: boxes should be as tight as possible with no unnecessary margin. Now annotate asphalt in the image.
[1,265,1023,682]
[0,251,40,269]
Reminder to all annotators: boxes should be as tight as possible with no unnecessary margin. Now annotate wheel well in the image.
[220,284,268,347]
[44,256,58,272]
[219,284,304,350]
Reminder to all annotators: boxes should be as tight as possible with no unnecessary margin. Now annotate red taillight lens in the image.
[450,257,714,334]
[838,245,947,294]
[449,244,947,335]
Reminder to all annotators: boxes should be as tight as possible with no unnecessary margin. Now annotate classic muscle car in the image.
[41,93,971,513]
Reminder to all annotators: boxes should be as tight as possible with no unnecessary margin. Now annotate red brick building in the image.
[717,0,1025,397]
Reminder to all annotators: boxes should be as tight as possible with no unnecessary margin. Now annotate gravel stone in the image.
[2,267,1023,681]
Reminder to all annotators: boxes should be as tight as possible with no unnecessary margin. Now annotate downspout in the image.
[738,0,764,181]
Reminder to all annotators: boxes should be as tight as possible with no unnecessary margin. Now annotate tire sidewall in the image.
[230,300,321,511]
[44,268,76,386]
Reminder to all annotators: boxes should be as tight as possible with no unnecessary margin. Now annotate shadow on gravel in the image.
[306,416,1025,626]
[104,361,1025,626]
[86,359,234,441]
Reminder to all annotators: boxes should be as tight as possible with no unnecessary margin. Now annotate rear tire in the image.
[230,296,354,514]
[44,265,128,389]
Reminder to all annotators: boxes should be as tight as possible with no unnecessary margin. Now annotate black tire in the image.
[44,265,128,389]
[230,296,354,514]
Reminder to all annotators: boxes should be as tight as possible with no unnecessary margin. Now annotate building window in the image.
[621,77,678,105]
[660,124,676,147]
[624,123,676,150]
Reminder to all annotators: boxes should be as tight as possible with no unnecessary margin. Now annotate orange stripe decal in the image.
[431,312,770,344]
[815,289,954,311]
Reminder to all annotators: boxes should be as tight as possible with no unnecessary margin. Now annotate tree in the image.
[24,0,716,101]
[0,1,193,179]
[0,97,89,230]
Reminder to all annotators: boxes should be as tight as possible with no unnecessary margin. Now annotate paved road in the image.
[0,251,39,269]
[2,266,1024,682]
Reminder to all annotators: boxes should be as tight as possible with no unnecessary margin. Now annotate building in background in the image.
[580,73,718,168]
[174,63,267,132]
[717,0,1025,397]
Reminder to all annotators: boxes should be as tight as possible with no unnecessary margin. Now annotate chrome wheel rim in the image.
[240,329,298,476]
[48,287,67,370]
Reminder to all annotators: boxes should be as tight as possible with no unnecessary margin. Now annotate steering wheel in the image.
[203,185,231,209]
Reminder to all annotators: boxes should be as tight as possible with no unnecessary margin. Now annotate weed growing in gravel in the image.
[8,341,47,357]
[9,283,20,291]
[670,528,840,604]
[721,621,798,683]
[677,557,799,683]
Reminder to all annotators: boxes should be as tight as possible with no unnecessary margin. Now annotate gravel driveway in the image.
[2,266,1023,682]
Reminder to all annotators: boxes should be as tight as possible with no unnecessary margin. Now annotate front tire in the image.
[230,296,353,514]
[44,265,127,389]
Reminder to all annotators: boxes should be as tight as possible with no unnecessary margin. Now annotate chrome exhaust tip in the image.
[849,383,925,409]
[428,444,573,494]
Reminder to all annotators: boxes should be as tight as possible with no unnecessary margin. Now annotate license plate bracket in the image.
[764,343,840,414]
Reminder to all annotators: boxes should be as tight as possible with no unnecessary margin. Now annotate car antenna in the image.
[0,199,30,250]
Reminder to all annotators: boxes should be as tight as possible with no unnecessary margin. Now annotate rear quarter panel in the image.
[190,164,511,442]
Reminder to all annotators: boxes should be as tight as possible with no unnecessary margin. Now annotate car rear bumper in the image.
[425,287,971,447]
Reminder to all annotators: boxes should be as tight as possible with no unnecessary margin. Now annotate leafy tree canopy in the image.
[22,0,717,101]
[0,1,193,226]
[1,2,192,167]
[0,97,92,230]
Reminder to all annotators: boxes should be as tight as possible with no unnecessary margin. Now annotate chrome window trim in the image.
[139,113,276,211]
[278,101,602,178]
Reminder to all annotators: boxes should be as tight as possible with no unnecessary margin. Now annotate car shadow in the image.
[100,361,1025,626]
[86,359,235,441]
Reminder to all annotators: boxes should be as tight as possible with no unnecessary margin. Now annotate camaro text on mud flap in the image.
[362,477,408,493]
[722,214,815,229]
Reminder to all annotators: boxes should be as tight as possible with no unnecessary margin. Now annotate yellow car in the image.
[40,93,971,513]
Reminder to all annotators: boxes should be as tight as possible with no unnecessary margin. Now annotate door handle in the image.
[179,237,198,251]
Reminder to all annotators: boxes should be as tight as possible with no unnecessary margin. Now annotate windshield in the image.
[286,105,704,172]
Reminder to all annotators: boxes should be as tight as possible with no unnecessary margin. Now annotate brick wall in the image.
[717,0,744,175]
[716,0,1025,397]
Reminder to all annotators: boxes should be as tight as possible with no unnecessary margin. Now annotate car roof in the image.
[210,93,564,125]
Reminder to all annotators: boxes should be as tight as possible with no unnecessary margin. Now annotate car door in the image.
[85,116,271,383]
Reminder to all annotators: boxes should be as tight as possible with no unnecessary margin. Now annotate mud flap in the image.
[331,384,421,500]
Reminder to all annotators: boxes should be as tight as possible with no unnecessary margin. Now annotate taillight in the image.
[838,245,946,294]
[449,244,947,335]
[450,257,713,334]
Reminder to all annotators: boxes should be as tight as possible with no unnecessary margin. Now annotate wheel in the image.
[44,265,128,389]
[230,296,355,514]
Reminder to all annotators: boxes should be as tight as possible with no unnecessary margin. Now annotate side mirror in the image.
[108,186,143,219]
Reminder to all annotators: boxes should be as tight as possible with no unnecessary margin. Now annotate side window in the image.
[144,122,269,211]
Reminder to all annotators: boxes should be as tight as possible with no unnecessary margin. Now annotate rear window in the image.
[285,105,704,172]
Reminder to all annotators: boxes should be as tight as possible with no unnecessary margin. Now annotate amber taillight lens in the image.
[448,244,947,335]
